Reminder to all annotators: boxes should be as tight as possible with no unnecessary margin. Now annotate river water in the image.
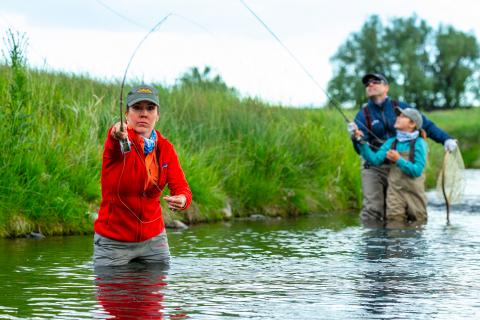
[1,170,479,319]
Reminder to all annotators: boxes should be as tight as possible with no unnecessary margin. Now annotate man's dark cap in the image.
[362,73,388,85]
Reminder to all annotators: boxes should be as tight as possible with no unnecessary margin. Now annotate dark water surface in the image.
[1,170,479,319]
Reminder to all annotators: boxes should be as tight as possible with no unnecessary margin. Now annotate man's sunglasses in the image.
[365,79,384,87]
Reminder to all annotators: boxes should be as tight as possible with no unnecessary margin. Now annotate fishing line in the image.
[95,2,213,220]
[113,13,174,222]
[96,0,215,38]
[117,139,163,224]
[238,0,385,144]
[95,0,148,30]
[172,13,217,37]
[118,12,172,153]
[95,1,219,127]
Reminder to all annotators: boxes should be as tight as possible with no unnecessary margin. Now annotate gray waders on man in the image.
[360,161,390,221]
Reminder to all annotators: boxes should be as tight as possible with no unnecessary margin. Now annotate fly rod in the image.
[118,13,172,153]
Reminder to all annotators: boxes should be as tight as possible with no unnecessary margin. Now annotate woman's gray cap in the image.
[127,85,159,107]
[362,73,388,85]
[395,107,423,129]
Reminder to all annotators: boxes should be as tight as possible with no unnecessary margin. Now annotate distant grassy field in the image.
[425,108,480,169]
[0,58,478,237]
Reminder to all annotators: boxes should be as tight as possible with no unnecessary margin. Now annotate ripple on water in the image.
[0,171,479,319]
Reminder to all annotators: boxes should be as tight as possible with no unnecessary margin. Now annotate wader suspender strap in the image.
[390,138,417,163]
[362,104,372,131]
[391,100,399,134]
[392,100,398,109]
[409,139,416,163]
[362,100,398,132]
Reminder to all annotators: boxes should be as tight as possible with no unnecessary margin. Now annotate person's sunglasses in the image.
[365,79,383,87]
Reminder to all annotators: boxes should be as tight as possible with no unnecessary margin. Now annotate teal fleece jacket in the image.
[359,137,428,178]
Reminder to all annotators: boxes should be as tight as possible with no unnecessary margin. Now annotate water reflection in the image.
[94,262,186,319]
[357,224,429,318]
[1,170,479,319]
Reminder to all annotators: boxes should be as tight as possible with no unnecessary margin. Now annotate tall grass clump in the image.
[159,67,362,218]
[0,52,365,236]
[0,30,118,237]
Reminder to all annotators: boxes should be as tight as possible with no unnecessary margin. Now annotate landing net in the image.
[436,147,465,221]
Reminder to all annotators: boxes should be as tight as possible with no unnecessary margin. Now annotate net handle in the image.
[441,151,450,223]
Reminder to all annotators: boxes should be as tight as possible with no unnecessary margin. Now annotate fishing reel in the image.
[354,134,367,145]
[118,102,130,153]
[119,137,131,153]
[348,122,366,144]
[118,120,130,154]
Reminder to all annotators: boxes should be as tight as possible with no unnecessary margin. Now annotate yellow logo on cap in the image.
[137,88,153,93]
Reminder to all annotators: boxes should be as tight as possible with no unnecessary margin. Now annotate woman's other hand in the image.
[164,195,187,211]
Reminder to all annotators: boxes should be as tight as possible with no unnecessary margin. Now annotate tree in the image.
[383,15,434,108]
[328,15,480,109]
[327,15,388,107]
[432,26,479,108]
[177,66,232,92]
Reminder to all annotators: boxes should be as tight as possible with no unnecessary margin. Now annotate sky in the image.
[0,0,479,106]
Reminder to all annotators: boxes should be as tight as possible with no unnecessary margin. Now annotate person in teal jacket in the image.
[354,107,428,225]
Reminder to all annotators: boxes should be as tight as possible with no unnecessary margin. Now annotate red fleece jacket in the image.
[94,127,192,242]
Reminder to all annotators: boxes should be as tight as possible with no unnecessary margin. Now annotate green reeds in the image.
[1,34,478,237]
[0,58,363,236]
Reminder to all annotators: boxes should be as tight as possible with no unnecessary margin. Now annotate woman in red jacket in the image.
[94,84,192,267]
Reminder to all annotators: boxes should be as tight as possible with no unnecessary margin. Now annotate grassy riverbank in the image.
[426,108,480,168]
[0,64,363,237]
[0,62,478,237]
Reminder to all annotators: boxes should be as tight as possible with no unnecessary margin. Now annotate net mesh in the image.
[436,147,465,205]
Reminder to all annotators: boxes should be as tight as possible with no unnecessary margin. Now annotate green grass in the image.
[0,55,478,237]
[0,61,366,236]
[423,108,480,187]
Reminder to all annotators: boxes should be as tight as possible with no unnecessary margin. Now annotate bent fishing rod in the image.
[97,0,215,37]
[118,13,172,153]
[238,0,384,144]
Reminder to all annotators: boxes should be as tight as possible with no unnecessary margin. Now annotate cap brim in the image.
[362,74,381,85]
[362,73,389,85]
[127,97,159,107]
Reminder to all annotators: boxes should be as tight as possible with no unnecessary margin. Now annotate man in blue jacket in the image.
[348,73,457,223]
